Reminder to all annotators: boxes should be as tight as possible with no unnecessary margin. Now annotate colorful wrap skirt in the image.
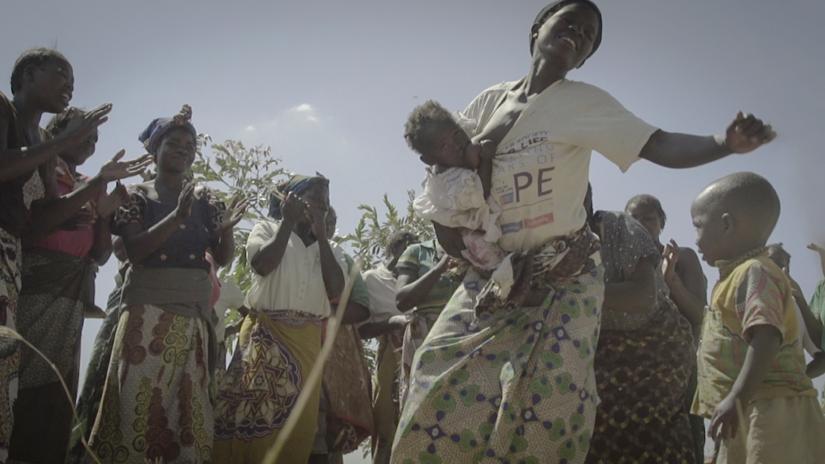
[10,249,96,463]
[392,249,604,464]
[213,309,322,464]
[88,302,214,463]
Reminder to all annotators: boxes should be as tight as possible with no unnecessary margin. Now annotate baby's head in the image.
[691,172,780,265]
[404,100,472,168]
[766,243,791,271]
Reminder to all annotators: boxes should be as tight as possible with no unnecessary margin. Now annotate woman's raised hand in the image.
[96,182,130,218]
[98,150,153,182]
[723,111,776,154]
[219,195,250,233]
[174,182,195,220]
[55,103,112,148]
[308,203,329,240]
[281,192,306,225]
[662,239,680,286]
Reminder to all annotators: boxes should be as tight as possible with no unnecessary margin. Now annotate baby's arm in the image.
[477,140,496,199]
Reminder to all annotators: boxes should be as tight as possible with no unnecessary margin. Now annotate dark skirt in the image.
[586,305,698,464]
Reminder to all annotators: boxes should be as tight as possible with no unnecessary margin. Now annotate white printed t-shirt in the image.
[460,80,658,252]
[244,220,347,317]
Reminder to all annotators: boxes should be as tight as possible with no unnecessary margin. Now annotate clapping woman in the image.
[87,106,245,463]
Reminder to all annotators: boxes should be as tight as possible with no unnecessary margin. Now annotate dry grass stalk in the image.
[262,260,361,464]
[0,325,102,464]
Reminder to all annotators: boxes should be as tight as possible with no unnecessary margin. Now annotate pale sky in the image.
[2,1,824,462]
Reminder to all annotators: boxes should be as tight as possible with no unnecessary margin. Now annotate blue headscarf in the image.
[138,104,197,154]
[268,174,329,219]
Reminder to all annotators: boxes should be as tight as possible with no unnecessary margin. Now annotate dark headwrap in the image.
[268,173,329,219]
[530,0,603,58]
[138,104,197,154]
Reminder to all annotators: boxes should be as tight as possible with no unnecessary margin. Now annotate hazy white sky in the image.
[3,1,824,461]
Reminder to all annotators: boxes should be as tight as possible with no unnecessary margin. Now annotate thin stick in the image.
[0,326,102,464]
[262,260,361,464]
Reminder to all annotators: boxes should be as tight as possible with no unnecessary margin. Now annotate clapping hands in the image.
[96,182,130,218]
[174,183,196,220]
[98,150,153,183]
[219,195,250,233]
[56,103,112,149]
[662,239,680,287]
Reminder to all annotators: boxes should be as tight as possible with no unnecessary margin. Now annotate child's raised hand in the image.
[709,394,740,442]
[807,243,825,256]
[723,111,776,154]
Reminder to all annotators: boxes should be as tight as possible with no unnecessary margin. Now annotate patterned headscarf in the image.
[268,173,329,219]
[138,104,197,154]
[530,0,603,58]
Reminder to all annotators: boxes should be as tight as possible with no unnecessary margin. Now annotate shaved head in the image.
[692,172,780,257]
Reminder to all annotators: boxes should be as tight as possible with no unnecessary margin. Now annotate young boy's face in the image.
[420,126,470,168]
[691,196,728,264]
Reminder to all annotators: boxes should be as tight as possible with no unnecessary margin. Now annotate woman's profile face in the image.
[60,115,98,166]
[533,4,599,70]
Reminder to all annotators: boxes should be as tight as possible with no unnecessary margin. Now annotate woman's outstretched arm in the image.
[640,112,775,168]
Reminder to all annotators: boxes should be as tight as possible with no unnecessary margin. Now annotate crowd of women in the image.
[2,0,824,463]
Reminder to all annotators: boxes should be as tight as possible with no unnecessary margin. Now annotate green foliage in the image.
[340,191,434,268]
[191,134,288,333]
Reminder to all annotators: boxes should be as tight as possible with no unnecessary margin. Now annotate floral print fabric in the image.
[88,304,214,463]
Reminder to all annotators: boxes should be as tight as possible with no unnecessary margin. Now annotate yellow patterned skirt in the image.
[213,310,322,464]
